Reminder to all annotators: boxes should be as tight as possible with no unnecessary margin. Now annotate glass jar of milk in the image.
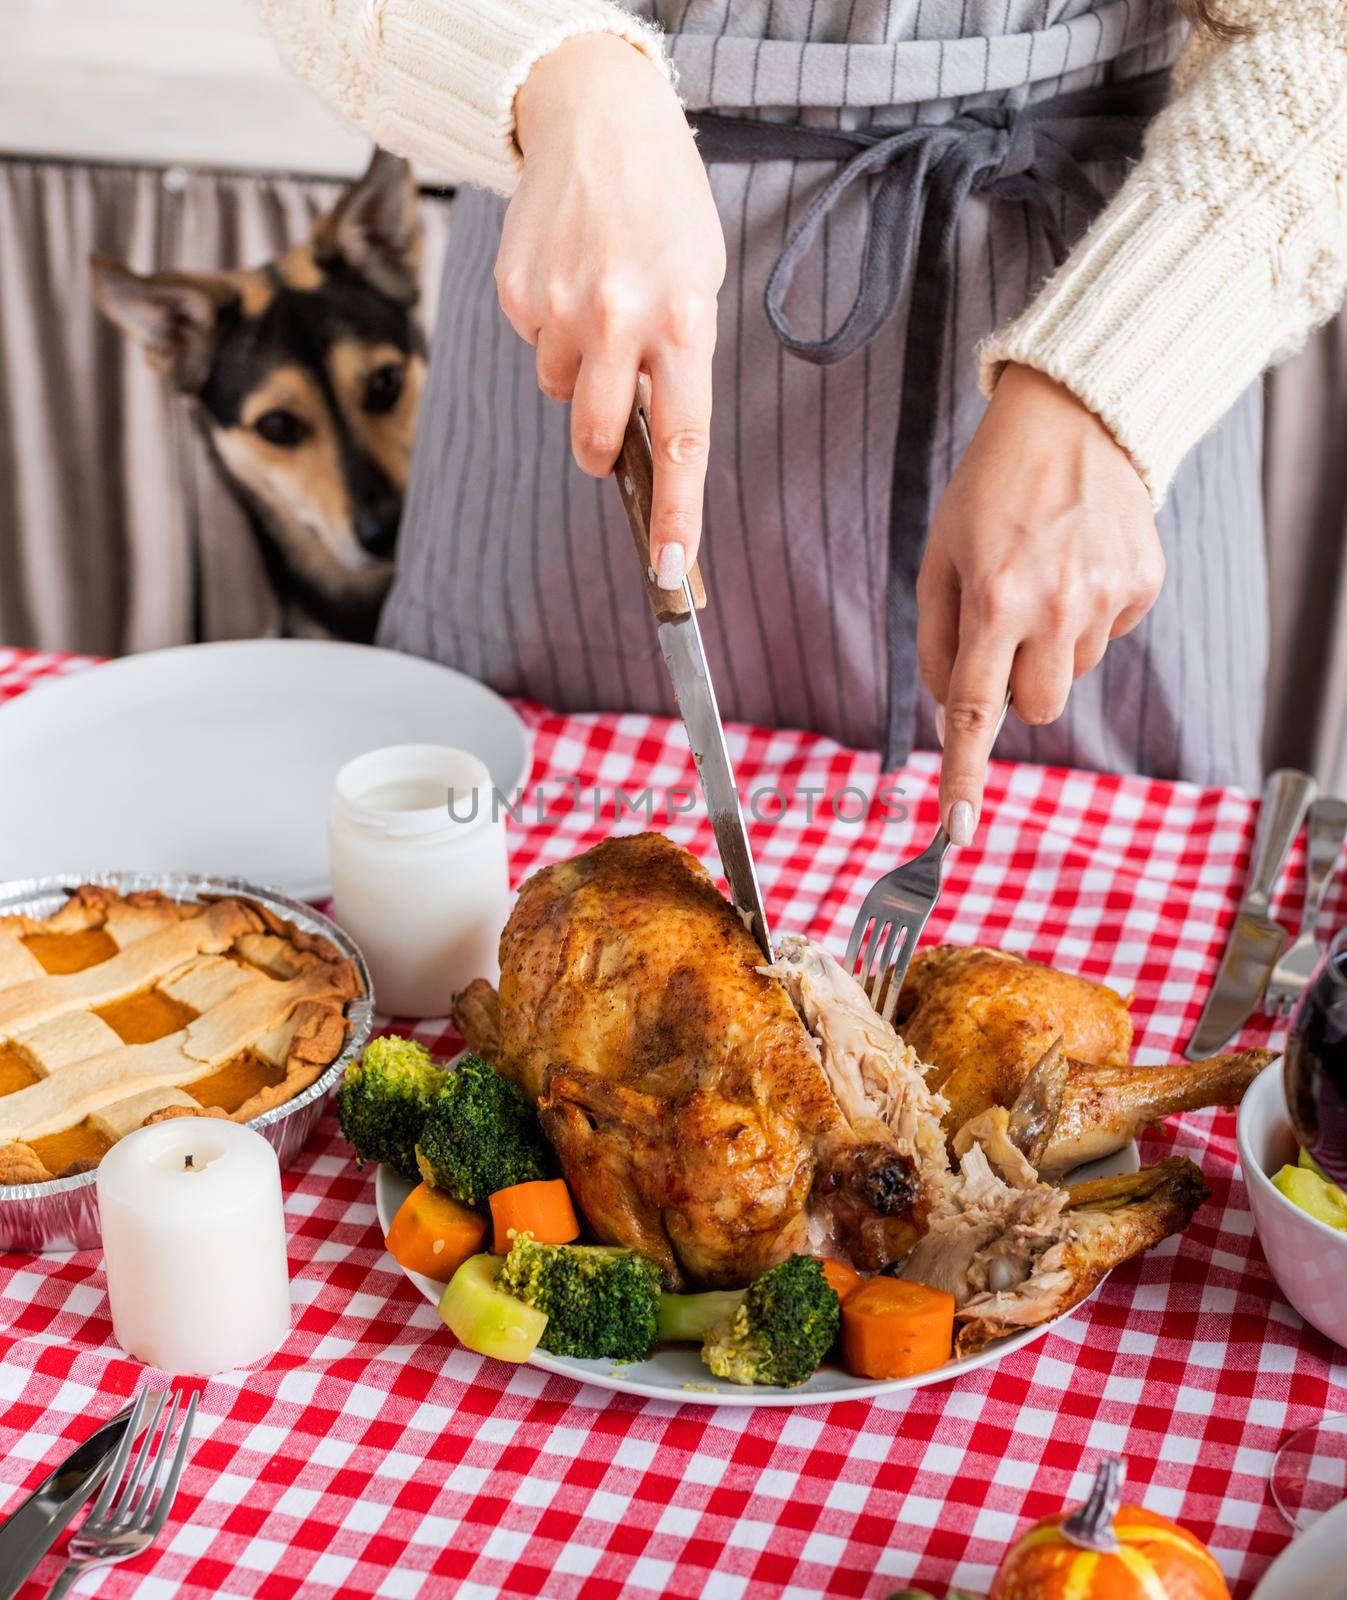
[329,744,509,1018]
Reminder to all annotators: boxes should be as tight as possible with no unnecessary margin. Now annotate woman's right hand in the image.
[498,33,726,586]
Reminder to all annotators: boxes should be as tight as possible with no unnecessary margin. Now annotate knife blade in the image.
[614,382,773,958]
[0,1402,137,1600]
[1186,768,1317,1058]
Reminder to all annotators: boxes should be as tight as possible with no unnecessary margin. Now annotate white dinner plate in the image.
[1252,1500,1347,1600]
[0,640,531,898]
[376,1139,1140,1408]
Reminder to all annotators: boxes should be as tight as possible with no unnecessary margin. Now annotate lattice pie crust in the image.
[0,886,362,1185]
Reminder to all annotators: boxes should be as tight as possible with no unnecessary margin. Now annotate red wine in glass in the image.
[1284,927,1347,1187]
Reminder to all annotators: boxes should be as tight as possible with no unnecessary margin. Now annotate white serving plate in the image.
[376,1138,1140,1408]
[1252,1499,1347,1600]
[0,640,531,899]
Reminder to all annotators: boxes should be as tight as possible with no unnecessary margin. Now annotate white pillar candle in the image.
[328,743,510,1018]
[97,1119,291,1375]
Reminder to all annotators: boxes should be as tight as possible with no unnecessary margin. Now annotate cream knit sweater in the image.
[259,0,1347,504]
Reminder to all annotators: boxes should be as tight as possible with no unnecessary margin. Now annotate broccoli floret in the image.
[497,1237,662,1361]
[337,1034,447,1181]
[656,1256,840,1387]
[415,1053,549,1209]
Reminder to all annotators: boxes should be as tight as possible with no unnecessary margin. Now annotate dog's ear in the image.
[90,255,236,392]
[313,149,420,307]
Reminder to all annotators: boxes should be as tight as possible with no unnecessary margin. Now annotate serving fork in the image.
[44,1388,196,1599]
[1264,796,1347,1017]
[845,696,1012,1022]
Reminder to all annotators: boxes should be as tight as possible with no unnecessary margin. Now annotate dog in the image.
[91,150,425,641]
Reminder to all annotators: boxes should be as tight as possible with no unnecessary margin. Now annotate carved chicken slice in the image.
[767,935,952,1251]
[900,1146,1208,1355]
[485,833,943,1289]
[896,945,1272,1174]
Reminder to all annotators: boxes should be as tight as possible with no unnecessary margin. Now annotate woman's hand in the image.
[498,34,726,585]
[917,363,1164,843]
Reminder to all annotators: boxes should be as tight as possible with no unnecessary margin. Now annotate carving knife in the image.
[1186,768,1317,1058]
[614,381,772,958]
[0,1401,139,1600]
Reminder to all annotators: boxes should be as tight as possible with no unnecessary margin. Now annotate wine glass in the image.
[1271,928,1347,1531]
[1271,1415,1347,1532]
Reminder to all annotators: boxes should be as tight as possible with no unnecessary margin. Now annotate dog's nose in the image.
[354,500,401,557]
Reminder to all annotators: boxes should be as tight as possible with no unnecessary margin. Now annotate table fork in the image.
[1264,796,1347,1017]
[845,696,1011,1022]
[45,1388,197,1599]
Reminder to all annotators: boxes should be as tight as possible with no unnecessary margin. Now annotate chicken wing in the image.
[1036,1049,1270,1177]
[453,977,500,1060]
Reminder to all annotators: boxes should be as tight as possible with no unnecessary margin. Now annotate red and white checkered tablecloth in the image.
[1,644,1344,1600]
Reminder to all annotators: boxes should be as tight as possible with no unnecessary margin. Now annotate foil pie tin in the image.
[0,872,373,1254]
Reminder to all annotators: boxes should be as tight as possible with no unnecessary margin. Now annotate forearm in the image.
[981,0,1347,504]
[257,0,674,194]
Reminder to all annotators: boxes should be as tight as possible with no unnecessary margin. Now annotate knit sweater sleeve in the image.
[979,0,1347,505]
[257,0,673,196]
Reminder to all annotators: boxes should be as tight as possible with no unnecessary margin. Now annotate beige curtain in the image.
[1263,317,1347,795]
[0,156,451,654]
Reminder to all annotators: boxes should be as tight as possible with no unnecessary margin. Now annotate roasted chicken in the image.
[467,834,947,1288]
[896,946,1271,1176]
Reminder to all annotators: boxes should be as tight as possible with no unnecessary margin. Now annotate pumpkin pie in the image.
[0,885,362,1184]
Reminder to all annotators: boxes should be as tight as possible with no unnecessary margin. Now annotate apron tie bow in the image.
[980,111,1040,185]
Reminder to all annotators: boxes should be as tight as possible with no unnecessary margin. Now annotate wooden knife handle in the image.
[614,374,706,623]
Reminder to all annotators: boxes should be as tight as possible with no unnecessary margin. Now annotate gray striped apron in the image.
[380,0,1268,790]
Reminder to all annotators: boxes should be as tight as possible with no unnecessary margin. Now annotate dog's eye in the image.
[254,410,309,448]
[363,363,405,414]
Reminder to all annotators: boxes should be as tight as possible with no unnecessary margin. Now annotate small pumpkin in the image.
[991,1458,1230,1600]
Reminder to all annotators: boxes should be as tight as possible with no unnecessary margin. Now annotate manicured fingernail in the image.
[656,542,686,589]
[935,705,946,747]
[949,801,975,847]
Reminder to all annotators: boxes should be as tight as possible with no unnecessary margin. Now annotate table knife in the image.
[614,381,773,958]
[0,1402,137,1600]
[1186,767,1318,1058]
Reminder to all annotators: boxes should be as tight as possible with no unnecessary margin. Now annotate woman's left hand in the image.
[917,362,1164,845]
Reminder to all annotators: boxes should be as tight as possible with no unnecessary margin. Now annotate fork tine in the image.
[868,922,902,1008]
[868,922,900,996]
[851,915,877,982]
[844,908,873,974]
[863,922,894,1001]
[86,1389,155,1525]
[111,1389,168,1523]
[145,1392,197,1537]
[875,928,910,1024]
[127,1391,180,1524]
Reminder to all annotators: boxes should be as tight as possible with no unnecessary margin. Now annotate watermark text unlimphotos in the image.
[447,777,909,828]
